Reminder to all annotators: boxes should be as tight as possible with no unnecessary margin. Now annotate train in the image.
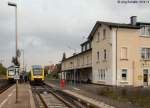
[6,66,15,83]
[29,65,45,84]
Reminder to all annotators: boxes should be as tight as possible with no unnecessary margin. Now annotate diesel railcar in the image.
[6,66,15,83]
[29,65,44,84]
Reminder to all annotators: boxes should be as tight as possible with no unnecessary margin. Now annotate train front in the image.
[7,66,15,83]
[30,65,44,84]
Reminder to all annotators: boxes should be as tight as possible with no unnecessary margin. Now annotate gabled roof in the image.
[88,21,140,40]
[62,48,92,62]
[80,40,90,46]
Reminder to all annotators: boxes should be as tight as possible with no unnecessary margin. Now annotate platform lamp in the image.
[8,2,19,103]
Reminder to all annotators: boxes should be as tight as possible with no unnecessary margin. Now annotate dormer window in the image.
[81,45,85,52]
[140,26,150,36]
[87,43,90,50]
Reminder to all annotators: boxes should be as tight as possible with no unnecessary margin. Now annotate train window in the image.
[33,68,42,75]
[8,70,15,76]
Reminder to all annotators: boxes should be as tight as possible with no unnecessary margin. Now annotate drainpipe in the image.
[116,25,119,86]
[132,61,135,86]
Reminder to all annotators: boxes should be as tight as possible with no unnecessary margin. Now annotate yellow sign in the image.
[138,75,142,80]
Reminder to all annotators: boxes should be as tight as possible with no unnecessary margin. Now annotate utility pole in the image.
[8,2,19,103]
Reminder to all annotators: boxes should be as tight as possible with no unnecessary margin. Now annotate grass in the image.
[97,87,150,108]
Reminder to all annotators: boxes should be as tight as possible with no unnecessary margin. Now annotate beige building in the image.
[61,45,92,83]
[61,16,150,87]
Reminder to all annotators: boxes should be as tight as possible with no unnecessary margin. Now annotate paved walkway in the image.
[0,83,35,108]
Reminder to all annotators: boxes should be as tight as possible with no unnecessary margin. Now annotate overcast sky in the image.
[0,0,150,68]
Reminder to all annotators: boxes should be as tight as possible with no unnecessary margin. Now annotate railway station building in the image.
[61,16,150,87]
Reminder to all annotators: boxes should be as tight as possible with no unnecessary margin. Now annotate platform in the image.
[0,83,35,108]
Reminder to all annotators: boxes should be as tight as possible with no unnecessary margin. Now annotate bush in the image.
[98,87,113,96]
[0,64,6,75]
[121,88,127,96]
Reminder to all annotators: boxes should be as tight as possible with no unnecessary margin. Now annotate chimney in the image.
[130,16,137,26]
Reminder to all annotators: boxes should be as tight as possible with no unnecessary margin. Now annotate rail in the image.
[0,80,13,94]
[44,83,101,108]
[31,84,73,108]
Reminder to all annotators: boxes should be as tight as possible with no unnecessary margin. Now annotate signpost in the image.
[14,65,19,103]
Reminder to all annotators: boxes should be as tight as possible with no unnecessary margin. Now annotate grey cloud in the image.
[0,0,150,67]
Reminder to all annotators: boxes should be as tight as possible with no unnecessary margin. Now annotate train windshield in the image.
[33,68,42,75]
[8,70,15,76]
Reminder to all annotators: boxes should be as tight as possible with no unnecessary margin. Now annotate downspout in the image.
[116,25,119,86]
[132,61,135,86]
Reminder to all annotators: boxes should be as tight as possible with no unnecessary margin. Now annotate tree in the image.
[44,66,49,76]
[0,63,7,75]
[62,52,66,61]
[12,56,20,66]
[52,63,61,79]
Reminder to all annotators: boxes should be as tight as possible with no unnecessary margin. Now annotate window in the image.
[89,42,91,49]
[104,70,105,80]
[104,49,106,60]
[98,69,106,80]
[101,70,103,80]
[121,47,128,59]
[96,32,100,42]
[82,45,86,52]
[8,70,15,76]
[140,26,150,36]
[87,55,89,65]
[77,58,80,66]
[103,29,106,40]
[98,69,101,80]
[87,43,90,50]
[121,69,127,80]
[97,51,100,61]
[141,48,150,60]
[33,68,43,75]
[70,62,73,68]
[81,46,83,52]
[82,56,84,65]
[85,44,87,51]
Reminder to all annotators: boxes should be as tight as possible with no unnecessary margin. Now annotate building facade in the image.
[61,16,150,87]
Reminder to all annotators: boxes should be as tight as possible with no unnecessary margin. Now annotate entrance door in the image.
[143,69,148,86]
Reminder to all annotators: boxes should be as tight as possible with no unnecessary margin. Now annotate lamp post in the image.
[8,2,19,103]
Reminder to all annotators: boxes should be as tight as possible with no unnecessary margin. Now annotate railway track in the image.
[31,83,101,108]
[44,84,100,108]
[31,84,74,108]
[0,80,13,94]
